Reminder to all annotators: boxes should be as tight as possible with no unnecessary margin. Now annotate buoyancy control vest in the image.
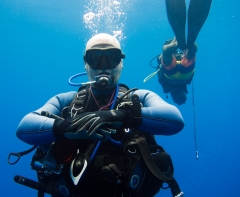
[8,84,183,197]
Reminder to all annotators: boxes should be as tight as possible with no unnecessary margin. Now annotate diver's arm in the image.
[16,91,77,145]
[134,89,184,135]
[162,38,178,65]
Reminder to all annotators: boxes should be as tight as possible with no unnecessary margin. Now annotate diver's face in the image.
[85,60,123,89]
[84,47,123,89]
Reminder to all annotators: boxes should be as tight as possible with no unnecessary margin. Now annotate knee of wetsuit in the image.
[170,88,187,105]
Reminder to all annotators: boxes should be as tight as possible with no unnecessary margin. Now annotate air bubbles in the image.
[83,0,134,42]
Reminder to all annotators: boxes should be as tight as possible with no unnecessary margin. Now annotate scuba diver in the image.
[10,33,185,197]
[146,0,212,105]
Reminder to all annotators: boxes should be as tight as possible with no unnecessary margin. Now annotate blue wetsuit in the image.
[16,88,184,145]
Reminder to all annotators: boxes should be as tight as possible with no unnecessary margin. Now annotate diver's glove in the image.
[64,110,127,142]
[116,94,142,128]
[52,114,113,141]
[64,94,142,141]
[40,111,72,140]
[161,38,178,65]
[52,117,73,140]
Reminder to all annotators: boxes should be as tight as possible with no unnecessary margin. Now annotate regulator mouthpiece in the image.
[94,75,113,89]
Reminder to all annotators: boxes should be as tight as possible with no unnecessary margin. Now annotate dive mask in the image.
[84,48,125,70]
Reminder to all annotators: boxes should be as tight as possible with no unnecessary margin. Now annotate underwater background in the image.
[1,0,240,196]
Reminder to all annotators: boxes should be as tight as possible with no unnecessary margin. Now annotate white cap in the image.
[85,33,121,51]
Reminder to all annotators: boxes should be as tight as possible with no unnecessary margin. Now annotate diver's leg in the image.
[187,0,212,48]
[165,0,187,50]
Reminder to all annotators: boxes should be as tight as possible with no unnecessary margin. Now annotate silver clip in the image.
[70,103,83,117]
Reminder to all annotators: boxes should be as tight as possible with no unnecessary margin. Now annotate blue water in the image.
[1,0,240,196]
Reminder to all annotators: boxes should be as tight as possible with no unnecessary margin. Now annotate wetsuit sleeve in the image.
[133,89,184,135]
[16,91,77,145]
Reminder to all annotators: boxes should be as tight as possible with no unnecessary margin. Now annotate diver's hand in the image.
[65,125,116,142]
[52,113,116,141]
[162,38,178,65]
[52,117,73,140]
[52,93,142,141]
[64,110,126,141]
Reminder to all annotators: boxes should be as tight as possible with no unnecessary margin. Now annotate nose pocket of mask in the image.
[96,55,113,69]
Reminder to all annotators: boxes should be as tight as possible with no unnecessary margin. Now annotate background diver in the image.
[146,0,212,105]
[11,33,185,197]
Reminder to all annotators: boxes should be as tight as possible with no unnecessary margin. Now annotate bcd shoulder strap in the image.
[61,86,91,118]
[136,136,173,182]
[62,84,132,118]
[123,132,173,182]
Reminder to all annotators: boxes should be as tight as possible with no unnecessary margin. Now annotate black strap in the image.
[169,177,182,196]
[115,87,138,109]
[135,136,173,182]
[67,85,91,117]
[131,94,142,127]
[8,146,37,165]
